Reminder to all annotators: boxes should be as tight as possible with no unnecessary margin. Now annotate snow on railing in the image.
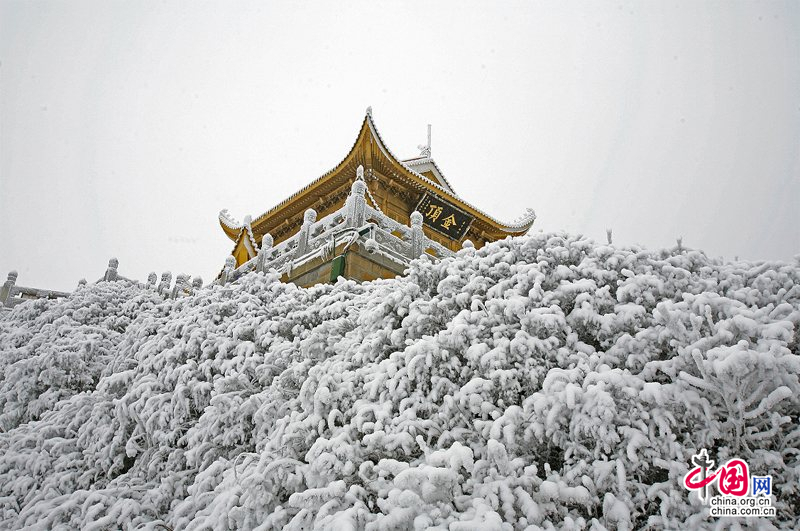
[217,166,457,286]
[145,269,204,298]
[0,271,71,310]
[1,259,204,311]
[112,260,203,298]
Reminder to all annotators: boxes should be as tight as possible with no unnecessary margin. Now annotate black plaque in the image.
[416,193,473,240]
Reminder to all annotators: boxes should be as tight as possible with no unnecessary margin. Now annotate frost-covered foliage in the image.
[0,233,798,530]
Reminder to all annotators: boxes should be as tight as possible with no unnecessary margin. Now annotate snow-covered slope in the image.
[1,233,798,530]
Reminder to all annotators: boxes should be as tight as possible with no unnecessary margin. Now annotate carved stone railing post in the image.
[345,166,367,228]
[191,276,203,293]
[0,271,18,307]
[296,209,317,256]
[146,272,158,289]
[181,274,191,296]
[220,256,235,285]
[256,233,274,273]
[103,258,119,281]
[410,211,424,258]
[172,274,189,298]
[157,272,172,296]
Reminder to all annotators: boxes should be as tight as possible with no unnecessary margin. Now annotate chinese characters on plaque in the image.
[416,193,473,240]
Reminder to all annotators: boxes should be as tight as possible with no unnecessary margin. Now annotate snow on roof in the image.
[220,108,536,234]
[363,110,536,232]
[400,156,456,195]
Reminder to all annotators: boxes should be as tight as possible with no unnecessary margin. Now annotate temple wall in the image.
[282,242,406,288]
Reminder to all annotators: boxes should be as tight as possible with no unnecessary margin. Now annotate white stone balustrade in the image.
[158,272,173,295]
[1,270,71,309]
[296,209,317,256]
[215,166,457,286]
[345,169,367,228]
[103,258,119,281]
[220,256,236,285]
[0,271,18,308]
[410,211,425,259]
[256,233,274,273]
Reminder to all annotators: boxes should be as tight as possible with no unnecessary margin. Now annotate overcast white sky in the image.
[1,1,798,291]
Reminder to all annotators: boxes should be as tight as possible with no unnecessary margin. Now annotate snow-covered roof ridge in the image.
[400,156,457,195]
[510,208,538,230]
[242,215,259,255]
[219,209,242,230]
[363,111,448,192]
[225,108,536,235]
[363,111,535,232]
[246,111,373,229]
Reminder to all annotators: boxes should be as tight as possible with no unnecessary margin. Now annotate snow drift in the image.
[0,233,798,530]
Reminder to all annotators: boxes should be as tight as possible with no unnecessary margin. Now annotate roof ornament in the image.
[219,209,242,230]
[356,164,365,181]
[366,106,372,117]
[417,124,432,158]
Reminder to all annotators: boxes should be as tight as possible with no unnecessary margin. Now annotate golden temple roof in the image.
[219,108,536,254]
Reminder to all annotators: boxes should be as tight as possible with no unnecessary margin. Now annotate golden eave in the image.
[219,109,536,243]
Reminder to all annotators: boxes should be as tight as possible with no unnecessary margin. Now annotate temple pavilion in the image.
[217,108,536,287]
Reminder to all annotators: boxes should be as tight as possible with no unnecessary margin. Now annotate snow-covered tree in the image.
[0,232,797,529]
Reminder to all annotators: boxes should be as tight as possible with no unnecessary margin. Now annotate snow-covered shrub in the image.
[0,233,797,530]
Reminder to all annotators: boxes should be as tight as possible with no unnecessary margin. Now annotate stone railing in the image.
[0,271,71,310]
[217,166,457,286]
[95,258,204,299]
[143,270,204,299]
[97,259,203,299]
[1,259,204,311]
